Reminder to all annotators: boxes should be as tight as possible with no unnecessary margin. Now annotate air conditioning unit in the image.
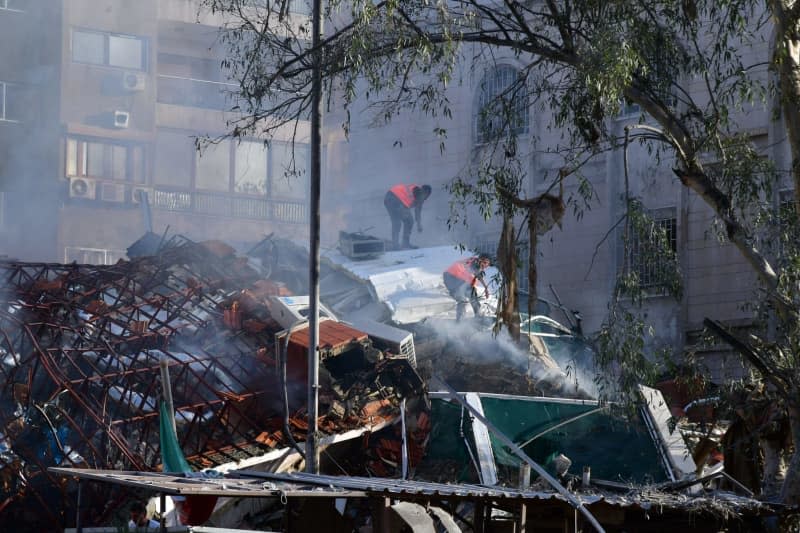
[98,182,126,203]
[338,231,385,260]
[345,318,416,367]
[113,110,130,129]
[131,186,153,204]
[68,177,96,200]
[121,71,146,92]
[267,295,338,330]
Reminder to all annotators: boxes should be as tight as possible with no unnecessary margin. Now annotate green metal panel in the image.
[479,397,667,484]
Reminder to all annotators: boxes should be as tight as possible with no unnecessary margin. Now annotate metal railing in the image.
[151,186,307,223]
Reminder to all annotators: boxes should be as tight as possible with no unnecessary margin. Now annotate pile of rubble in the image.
[0,235,427,531]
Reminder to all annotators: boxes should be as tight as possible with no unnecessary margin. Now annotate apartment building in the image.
[0,0,313,263]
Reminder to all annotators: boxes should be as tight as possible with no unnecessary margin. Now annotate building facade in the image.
[0,0,313,264]
[333,20,789,381]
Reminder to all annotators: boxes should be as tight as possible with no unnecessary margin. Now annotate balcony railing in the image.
[64,178,306,224]
[151,186,307,223]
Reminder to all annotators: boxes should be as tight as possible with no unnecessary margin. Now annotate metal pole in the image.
[306,0,323,474]
[400,398,408,479]
[75,479,82,533]
[160,358,176,434]
[160,493,166,533]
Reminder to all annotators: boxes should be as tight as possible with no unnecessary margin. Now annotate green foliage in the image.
[595,305,660,399]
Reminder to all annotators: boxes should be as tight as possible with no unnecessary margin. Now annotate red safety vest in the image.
[389,184,419,208]
[446,257,478,285]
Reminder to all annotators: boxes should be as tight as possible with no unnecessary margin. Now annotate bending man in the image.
[443,254,491,321]
[384,183,432,250]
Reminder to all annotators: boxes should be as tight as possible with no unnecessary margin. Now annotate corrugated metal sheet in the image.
[50,467,772,516]
[288,320,369,352]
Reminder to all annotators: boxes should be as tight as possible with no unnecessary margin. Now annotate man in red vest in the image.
[384,184,432,249]
[443,254,491,321]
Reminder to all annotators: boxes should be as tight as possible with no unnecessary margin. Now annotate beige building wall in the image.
[55,0,312,262]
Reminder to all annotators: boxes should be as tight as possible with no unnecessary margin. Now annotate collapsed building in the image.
[0,233,783,531]
[0,234,427,531]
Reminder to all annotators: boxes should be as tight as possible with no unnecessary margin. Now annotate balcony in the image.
[150,187,307,223]
[65,178,306,224]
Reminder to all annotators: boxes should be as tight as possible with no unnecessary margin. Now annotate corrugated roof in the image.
[49,467,773,516]
[287,320,369,351]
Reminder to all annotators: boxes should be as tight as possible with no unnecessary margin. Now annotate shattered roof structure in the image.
[0,235,427,531]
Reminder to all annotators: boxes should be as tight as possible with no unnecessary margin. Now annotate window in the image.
[245,0,309,13]
[72,29,147,70]
[628,207,678,290]
[0,82,22,122]
[157,53,234,110]
[270,141,307,199]
[289,0,311,15]
[475,65,529,144]
[196,142,231,191]
[154,131,193,188]
[0,0,25,11]
[65,137,145,182]
[154,130,309,202]
[235,141,268,194]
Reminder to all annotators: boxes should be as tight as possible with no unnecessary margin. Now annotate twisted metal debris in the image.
[0,235,426,530]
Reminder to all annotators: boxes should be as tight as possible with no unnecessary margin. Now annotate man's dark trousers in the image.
[384,191,414,249]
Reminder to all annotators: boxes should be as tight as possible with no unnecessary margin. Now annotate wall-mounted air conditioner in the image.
[121,71,146,92]
[68,177,96,200]
[113,110,130,129]
[268,295,338,330]
[98,182,126,203]
[131,186,153,204]
[345,318,416,367]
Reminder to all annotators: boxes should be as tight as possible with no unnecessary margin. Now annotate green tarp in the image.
[160,400,193,474]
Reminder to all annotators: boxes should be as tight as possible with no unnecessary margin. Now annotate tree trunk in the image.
[497,214,520,341]
[768,1,800,215]
[780,402,800,505]
[527,207,538,321]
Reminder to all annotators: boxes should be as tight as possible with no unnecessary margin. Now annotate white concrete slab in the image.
[321,246,499,324]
